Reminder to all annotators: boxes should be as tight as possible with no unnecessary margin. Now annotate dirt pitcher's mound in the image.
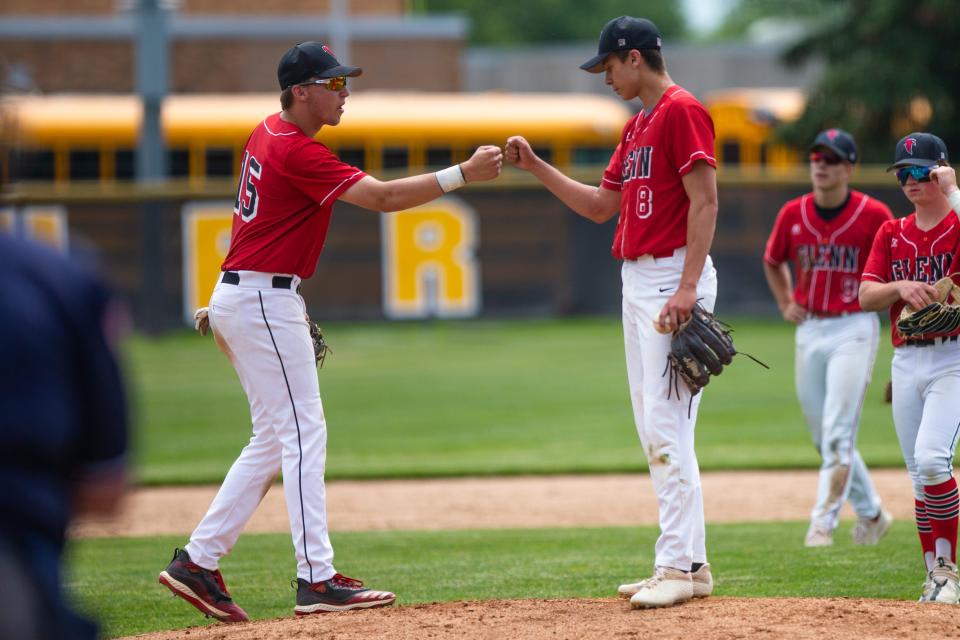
[124,596,960,640]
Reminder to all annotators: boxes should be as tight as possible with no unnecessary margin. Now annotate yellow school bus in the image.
[704,87,806,170]
[1,91,632,187]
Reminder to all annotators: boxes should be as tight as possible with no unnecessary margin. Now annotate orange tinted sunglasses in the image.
[299,76,348,91]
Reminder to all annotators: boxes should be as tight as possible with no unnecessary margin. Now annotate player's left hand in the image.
[656,285,697,333]
[461,145,503,183]
[931,166,959,196]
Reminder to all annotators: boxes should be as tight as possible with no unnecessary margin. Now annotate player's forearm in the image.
[858,280,899,311]
[527,158,618,223]
[763,263,794,312]
[949,189,960,219]
[375,174,446,212]
[678,199,716,291]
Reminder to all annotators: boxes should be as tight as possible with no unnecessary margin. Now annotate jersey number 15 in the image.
[234,151,262,222]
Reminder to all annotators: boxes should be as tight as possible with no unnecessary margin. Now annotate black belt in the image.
[221,271,296,290]
[905,335,959,347]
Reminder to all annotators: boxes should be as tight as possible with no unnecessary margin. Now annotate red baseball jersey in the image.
[863,212,960,346]
[601,85,716,260]
[221,113,366,278]
[764,191,893,315]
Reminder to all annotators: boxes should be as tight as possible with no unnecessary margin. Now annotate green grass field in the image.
[69,521,925,638]
[65,316,917,638]
[128,316,900,484]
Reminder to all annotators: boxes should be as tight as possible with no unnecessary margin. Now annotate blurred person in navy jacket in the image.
[0,233,129,640]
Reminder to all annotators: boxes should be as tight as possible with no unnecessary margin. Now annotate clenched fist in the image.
[931,165,958,197]
[505,135,540,171]
[461,145,503,182]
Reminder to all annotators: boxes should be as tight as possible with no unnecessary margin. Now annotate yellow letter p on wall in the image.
[382,197,480,319]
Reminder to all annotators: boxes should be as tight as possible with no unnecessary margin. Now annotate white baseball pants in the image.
[621,249,717,571]
[184,271,336,584]
[891,338,960,497]
[795,312,883,531]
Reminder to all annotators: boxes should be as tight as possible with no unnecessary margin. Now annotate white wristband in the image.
[949,189,960,218]
[436,164,466,193]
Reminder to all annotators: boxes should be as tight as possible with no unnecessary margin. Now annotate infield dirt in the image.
[76,469,917,538]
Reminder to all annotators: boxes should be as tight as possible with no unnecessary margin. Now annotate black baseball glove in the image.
[664,304,767,412]
[898,303,960,337]
[896,277,960,338]
[308,319,332,368]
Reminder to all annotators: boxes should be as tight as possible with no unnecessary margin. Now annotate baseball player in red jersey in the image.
[158,41,502,622]
[764,129,894,548]
[505,16,718,610]
[860,132,960,604]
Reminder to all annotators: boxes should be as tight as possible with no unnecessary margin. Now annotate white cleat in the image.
[853,508,893,545]
[919,574,936,603]
[921,558,960,604]
[627,566,694,609]
[619,564,713,600]
[691,563,713,598]
[804,525,833,547]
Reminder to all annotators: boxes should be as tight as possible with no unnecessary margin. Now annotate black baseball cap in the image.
[277,41,362,90]
[580,16,662,74]
[886,132,949,171]
[809,128,857,164]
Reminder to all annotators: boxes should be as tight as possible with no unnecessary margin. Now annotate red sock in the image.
[916,499,935,563]
[924,478,960,564]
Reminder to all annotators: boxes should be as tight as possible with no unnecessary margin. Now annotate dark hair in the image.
[280,87,294,110]
[614,48,666,74]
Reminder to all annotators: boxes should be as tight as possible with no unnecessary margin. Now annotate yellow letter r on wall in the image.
[382,197,480,319]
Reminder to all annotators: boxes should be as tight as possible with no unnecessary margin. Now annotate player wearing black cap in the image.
[861,132,960,603]
[507,15,719,609]
[158,41,502,623]
[764,128,894,548]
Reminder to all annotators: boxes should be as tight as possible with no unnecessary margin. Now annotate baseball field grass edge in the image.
[68,520,923,638]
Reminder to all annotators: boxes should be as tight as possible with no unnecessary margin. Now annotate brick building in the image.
[0,0,465,93]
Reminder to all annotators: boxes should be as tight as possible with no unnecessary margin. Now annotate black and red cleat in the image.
[158,548,249,623]
[293,573,396,614]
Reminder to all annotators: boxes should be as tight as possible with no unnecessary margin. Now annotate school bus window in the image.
[721,141,740,165]
[115,149,135,180]
[426,147,452,169]
[759,143,768,166]
[16,150,55,181]
[168,149,189,178]
[338,148,364,171]
[205,148,234,177]
[573,146,615,165]
[69,150,100,180]
[532,147,552,164]
[383,147,409,170]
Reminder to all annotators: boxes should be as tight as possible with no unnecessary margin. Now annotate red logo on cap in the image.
[323,44,335,56]
[826,129,839,141]
[904,138,917,154]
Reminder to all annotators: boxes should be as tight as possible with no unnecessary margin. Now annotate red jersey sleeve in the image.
[664,100,717,177]
[861,222,893,283]
[285,141,366,205]
[601,141,624,192]
[763,203,792,267]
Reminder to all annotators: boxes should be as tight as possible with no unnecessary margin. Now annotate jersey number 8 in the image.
[635,186,654,219]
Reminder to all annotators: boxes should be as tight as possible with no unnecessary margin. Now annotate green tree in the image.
[411,1,686,45]
[778,0,960,163]
[714,0,836,41]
